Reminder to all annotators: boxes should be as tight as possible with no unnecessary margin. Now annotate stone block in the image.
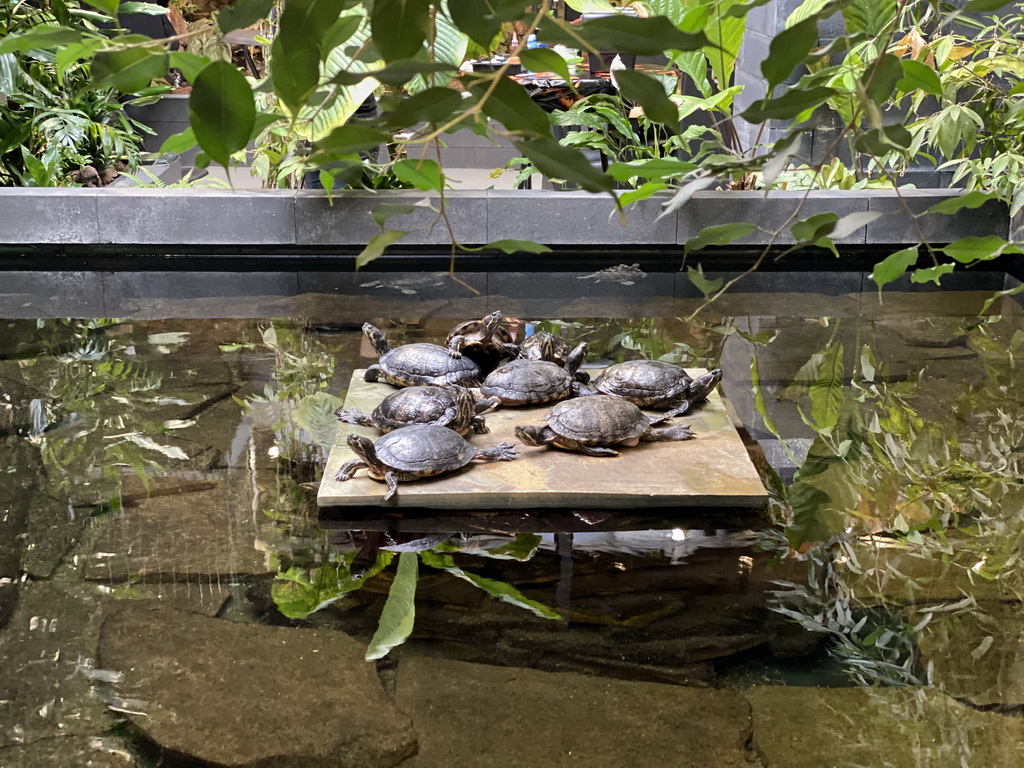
[102,271,298,318]
[99,605,416,767]
[395,657,754,767]
[97,189,294,246]
[487,190,677,245]
[674,270,863,298]
[0,190,100,245]
[678,191,870,245]
[295,190,487,246]
[0,737,137,768]
[863,190,1010,244]
[0,271,106,317]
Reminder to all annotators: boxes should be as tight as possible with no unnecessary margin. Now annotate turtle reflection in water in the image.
[337,385,499,435]
[515,395,694,457]
[336,426,518,501]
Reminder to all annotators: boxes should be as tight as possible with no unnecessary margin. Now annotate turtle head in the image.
[514,425,548,446]
[478,310,504,339]
[564,342,589,376]
[689,368,723,401]
[346,433,380,466]
[362,324,390,357]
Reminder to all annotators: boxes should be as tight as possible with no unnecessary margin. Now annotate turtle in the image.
[518,330,590,384]
[335,425,518,501]
[592,360,723,410]
[362,323,481,387]
[445,311,520,374]
[336,385,499,435]
[480,342,591,405]
[514,395,695,457]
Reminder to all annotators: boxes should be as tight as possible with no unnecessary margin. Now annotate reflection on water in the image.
[1,289,1023,766]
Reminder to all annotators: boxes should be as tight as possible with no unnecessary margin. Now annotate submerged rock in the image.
[99,604,416,767]
[394,657,753,767]
[0,736,137,767]
[745,685,1024,767]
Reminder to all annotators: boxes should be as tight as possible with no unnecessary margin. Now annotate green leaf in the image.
[420,552,560,619]
[897,58,942,96]
[980,283,1024,314]
[842,0,895,36]
[385,87,464,127]
[84,0,119,15]
[943,235,1021,264]
[478,533,542,560]
[55,38,106,75]
[785,0,830,28]
[449,0,528,48]
[470,75,550,135]
[158,127,197,154]
[513,137,614,194]
[392,158,443,192]
[314,124,388,156]
[829,211,881,240]
[855,124,911,155]
[91,46,168,93]
[910,264,955,285]
[809,341,844,430]
[332,60,456,87]
[541,15,710,56]
[168,51,209,83]
[271,555,390,619]
[270,36,319,112]
[762,17,820,92]
[371,202,428,229]
[218,0,274,33]
[357,230,407,269]
[189,61,255,168]
[606,158,696,182]
[619,182,669,206]
[118,1,167,13]
[686,264,724,298]
[0,54,16,97]
[860,53,902,104]
[740,86,836,122]
[964,0,1013,10]
[0,27,82,55]
[924,191,997,215]
[372,0,432,61]
[365,552,418,660]
[791,212,838,243]
[520,48,575,86]
[613,69,678,126]
[751,352,800,464]
[869,246,919,292]
[684,223,756,255]
[405,3,469,93]
[481,239,552,254]
[321,14,363,57]
[657,175,715,219]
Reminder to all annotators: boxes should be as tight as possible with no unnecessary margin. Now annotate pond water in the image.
[1,270,1023,766]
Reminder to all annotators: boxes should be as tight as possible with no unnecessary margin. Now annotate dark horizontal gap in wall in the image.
[2,246,1021,277]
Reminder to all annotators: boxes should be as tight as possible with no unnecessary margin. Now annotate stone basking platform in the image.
[319,369,767,509]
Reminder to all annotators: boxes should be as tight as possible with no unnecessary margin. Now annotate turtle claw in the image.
[475,442,518,462]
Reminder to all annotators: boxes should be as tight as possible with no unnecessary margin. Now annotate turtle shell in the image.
[544,395,649,445]
[373,424,475,475]
[380,343,480,386]
[371,386,470,432]
[519,332,572,365]
[481,359,572,405]
[594,360,690,406]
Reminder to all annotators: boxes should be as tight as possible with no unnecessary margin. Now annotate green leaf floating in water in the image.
[366,551,419,660]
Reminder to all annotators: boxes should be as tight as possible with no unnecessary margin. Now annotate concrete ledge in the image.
[0,188,1011,253]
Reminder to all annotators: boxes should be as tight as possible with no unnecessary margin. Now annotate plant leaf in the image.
[541,15,709,56]
[520,48,575,86]
[513,137,614,193]
[762,16,819,92]
[897,58,942,96]
[314,124,388,156]
[740,86,836,122]
[943,235,1021,263]
[218,0,274,33]
[371,0,432,61]
[924,191,997,215]
[482,239,553,254]
[685,223,756,254]
[365,552,418,660]
[189,60,255,167]
[869,246,919,292]
[606,158,696,182]
[657,175,714,219]
[809,341,844,430]
[686,263,724,298]
[293,391,346,449]
[910,263,955,285]
[470,75,551,135]
[357,230,407,269]
[420,551,559,619]
[391,158,443,192]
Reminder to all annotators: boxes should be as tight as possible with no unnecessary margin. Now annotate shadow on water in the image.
[1,279,1023,766]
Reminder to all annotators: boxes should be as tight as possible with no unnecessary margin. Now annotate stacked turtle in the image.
[333,315,726,500]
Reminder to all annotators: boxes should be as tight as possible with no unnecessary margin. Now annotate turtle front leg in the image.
[336,408,375,427]
[335,460,367,481]
[382,471,400,502]
[472,442,518,462]
[364,365,382,382]
[643,425,695,442]
[447,338,465,359]
[649,401,689,426]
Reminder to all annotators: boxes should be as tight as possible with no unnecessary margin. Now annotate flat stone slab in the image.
[745,685,1024,766]
[394,657,753,767]
[99,604,416,767]
[320,369,767,509]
